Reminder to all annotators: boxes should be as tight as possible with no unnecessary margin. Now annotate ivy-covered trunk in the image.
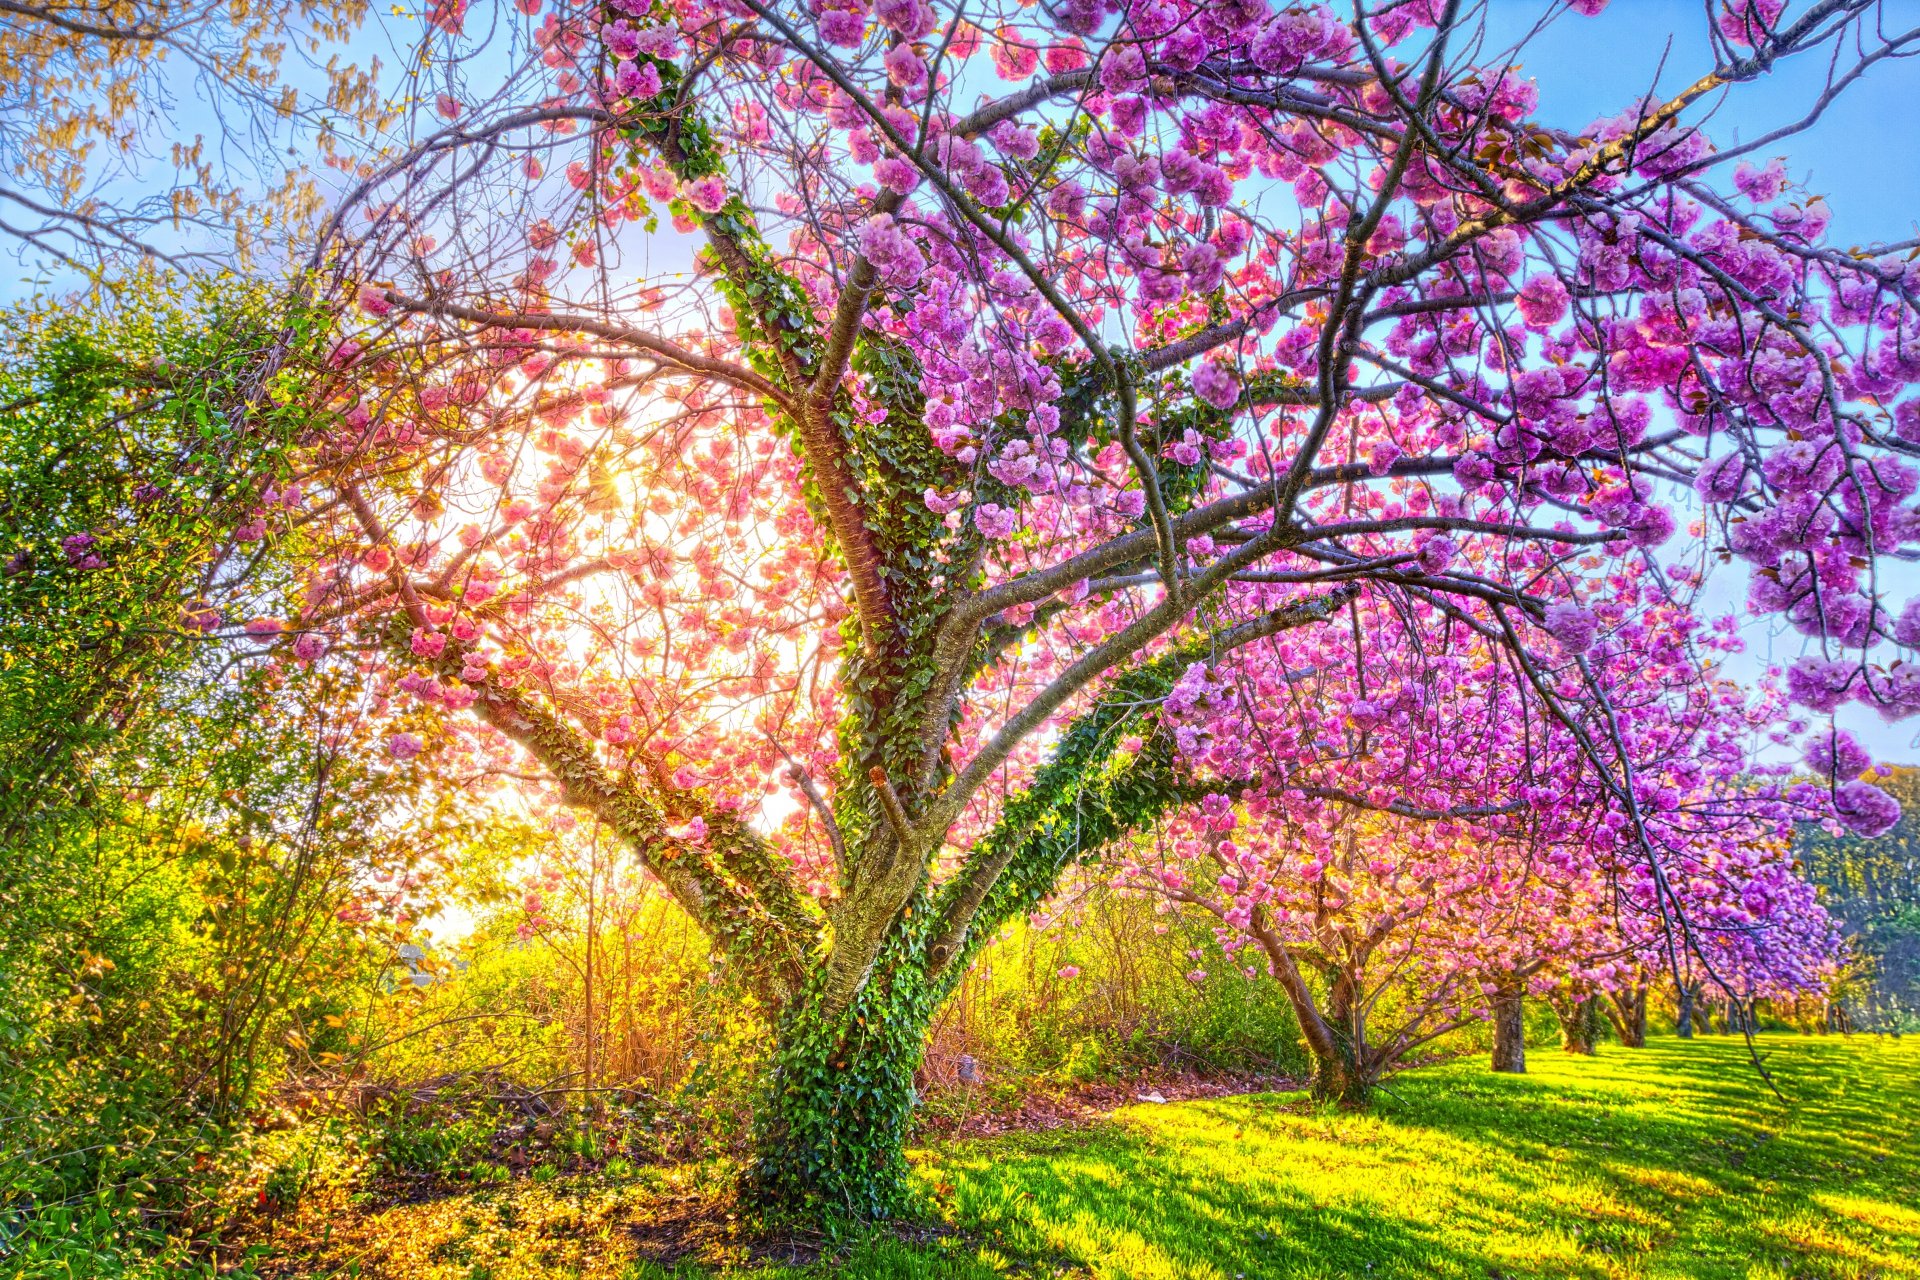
[1310,969,1373,1106]
[1490,984,1527,1074]
[1311,1045,1370,1105]
[744,929,936,1219]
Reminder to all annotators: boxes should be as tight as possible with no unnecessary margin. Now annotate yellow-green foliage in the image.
[925,886,1309,1093]
[360,879,1309,1147]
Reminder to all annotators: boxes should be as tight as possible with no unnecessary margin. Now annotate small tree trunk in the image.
[745,932,935,1219]
[1548,992,1599,1055]
[1250,926,1372,1106]
[1313,969,1372,1105]
[1603,986,1647,1049]
[1311,1045,1370,1105]
[1675,981,1698,1039]
[1490,984,1527,1074]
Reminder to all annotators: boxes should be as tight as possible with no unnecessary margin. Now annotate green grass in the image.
[261,1035,1920,1280]
[895,1035,1920,1280]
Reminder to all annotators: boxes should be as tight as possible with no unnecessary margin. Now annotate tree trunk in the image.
[1311,1043,1370,1105]
[1490,984,1527,1074]
[1675,981,1698,1039]
[1603,986,1647,1049]
[1310,968,1372,1105]
[744,931,936,1219]
[1548,992,1599,1055]
[1249,924,1371,1106]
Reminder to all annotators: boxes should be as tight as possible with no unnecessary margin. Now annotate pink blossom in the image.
[874,157,920,193]
[883,42,926,88]
[600,20,641,59]
[1417,537,1456,575]
[387,733,424,761]
[1787,657,1856,713]
[973,502,1019,539]
[1805,729,1870,781]
[1543,603,1599,655]
[613,59,661,99]
[1516,273,1570,328]
[1191,360,1240,410]
[682,174,727,214]
[1893,598,1920,648]
[818,6,866,46]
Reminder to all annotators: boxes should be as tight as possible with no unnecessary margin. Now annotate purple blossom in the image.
[61,534,99,567]
[1417,537,1456,575]
[1805,729,1870,781]
[1894,597,1920,648]
[817,6,866,46]
[874,157,920,193]
[600,20,641,59]
[973,502,1019,539]
[1695,453,1747,504]
[883,41,925,87]
[1786,656,1856,713]
[1516,273,1570,328]
[857,214,927,289]
[1543,603,1599,655]
[1191,360,1240,410]
[612,59,661,99]
[1834,780,1900,838]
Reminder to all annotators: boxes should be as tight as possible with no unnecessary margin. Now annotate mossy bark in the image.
[1676,980,1699,1038]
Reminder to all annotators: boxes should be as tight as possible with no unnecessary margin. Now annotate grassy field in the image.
[252,1035,1920,1280]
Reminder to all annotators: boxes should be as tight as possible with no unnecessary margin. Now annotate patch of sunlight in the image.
[1037,1209,1228,1280]
[1611,1163,1720,1200]
[1052,1154,1134,1193]
[1811,1192,1920,1238]
[1753,1202,1920,1279]
[1543,1177,1668,1229]
[1475,1222,1600,1279]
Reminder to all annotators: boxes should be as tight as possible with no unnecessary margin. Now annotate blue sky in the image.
[1476,1,1920,764]
[1485,0,1920,247]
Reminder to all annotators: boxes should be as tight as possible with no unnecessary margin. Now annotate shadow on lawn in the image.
[921,1035,1920,1280]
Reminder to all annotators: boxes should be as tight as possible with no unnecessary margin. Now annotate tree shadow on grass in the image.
[919,1036,1920,1280]
[933,1124,1513,1279]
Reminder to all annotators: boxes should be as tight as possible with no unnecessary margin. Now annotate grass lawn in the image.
[254,1035,1920,1280]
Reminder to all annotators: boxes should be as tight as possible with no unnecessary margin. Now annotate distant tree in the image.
[0,280,330,835]
[0,0,384,274]
[1796,764,1920,1027]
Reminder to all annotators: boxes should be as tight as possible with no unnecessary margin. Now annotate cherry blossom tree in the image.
[257,0,1920,1213]
[1119,570,1843,1098]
